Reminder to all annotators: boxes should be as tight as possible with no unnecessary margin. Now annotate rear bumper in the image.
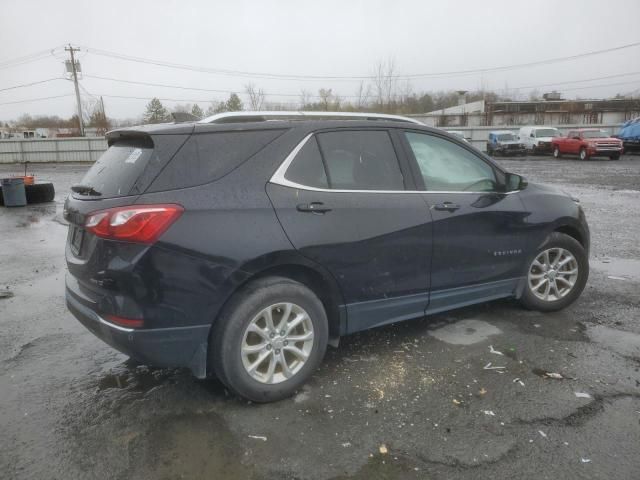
[65,276,210,378]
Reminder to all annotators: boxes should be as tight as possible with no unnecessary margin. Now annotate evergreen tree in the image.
[225,93,243,112]
[143,98,170,124]
[191,104,204,119]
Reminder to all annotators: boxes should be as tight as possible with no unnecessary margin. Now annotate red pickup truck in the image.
[552,129,623,160]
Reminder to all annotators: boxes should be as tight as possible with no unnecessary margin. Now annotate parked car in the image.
[486,131,526,156]
[445,130,470,143]
[617,117,640,153]
[552,128,623,160]
[518,126,561,154]
[64,111,590,402]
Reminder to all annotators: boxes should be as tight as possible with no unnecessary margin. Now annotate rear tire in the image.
[520,232,588,312]
[553,146,561,159]
[210,276,328,402]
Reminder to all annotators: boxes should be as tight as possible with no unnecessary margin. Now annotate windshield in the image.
[535,129,560,138]
[581,130,608,138]
[497,133,515,141]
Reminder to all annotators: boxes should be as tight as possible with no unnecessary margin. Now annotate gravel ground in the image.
[1,155,639,480]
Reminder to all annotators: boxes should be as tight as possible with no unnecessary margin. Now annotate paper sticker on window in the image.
[125,148,143,164]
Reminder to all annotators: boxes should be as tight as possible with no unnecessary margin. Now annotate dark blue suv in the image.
[64,112,590,402]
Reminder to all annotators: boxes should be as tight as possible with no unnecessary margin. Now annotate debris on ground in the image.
[479,387,487,396]
[248,435,267,441]
[489,345,504,356]
[483,410,496,416]
[545,372,564,380]
[513,378,525,387]
[575,392,592,399]
[581,458,592,463]
[379,444,388,455]
[0,290,14,300]
[538,430,547,438]
[483,362,506,370]
[607,275,627,280]
[341,442,352,448]
[452,399,462,406]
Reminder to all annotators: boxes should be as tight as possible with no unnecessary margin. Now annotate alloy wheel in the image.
[241,302,314,384]
[527,248,579,302]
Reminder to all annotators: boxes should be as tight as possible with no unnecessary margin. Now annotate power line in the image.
[511,71,640,90]
[82,40,640,81]
[0,77,65,93]
[0,46,64,70]
[0,93,74,106]
[83,71,640,100]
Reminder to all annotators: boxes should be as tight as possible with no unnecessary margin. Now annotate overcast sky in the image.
[1,0,639,121]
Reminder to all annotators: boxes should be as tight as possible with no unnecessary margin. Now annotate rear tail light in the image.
[85,204,183,244]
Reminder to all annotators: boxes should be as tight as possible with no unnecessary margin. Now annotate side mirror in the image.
[505,172,527,192]
[530,133,535,137]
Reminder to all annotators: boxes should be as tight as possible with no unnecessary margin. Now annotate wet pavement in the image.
[1,156,639,479]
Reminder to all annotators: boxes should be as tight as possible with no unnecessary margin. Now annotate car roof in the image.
[107,119,444,139]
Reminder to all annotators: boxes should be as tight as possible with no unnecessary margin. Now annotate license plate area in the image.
[70,226,84,255]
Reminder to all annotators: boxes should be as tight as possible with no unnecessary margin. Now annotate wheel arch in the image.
[205,254,346,375]
[554,224,585,249]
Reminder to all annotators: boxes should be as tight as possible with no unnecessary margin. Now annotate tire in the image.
[25,183,55,204]
[610,153,620,160]
[579,147,588,161]
[519,232,589,312]
[553,146,561,159]
[210,276,329,402]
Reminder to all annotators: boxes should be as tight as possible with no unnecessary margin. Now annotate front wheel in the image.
[211,276,328,402]
[553,146,561,158]
[520,232,589,312]
[579,147,589,161]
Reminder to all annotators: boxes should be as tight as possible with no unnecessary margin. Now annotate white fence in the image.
[0,124,623,163]
[0,137,107,164]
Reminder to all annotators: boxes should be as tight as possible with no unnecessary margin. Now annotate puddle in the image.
[591,257,640,281]
[428,319,502,345]
[586,324,640,358]
[97,366,182,392]
[128,413,257,480]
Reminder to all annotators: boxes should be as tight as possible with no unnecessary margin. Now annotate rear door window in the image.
[149,129,285,191]
[78,140,155,198]
[315,130,405,190]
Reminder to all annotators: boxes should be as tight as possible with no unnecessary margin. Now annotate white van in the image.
[518,126,561,154]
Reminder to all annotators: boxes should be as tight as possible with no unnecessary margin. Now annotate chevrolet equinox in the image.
[64,112,590,402]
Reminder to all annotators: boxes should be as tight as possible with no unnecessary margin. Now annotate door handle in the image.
[432,202,461,212]
[297,202,332,214]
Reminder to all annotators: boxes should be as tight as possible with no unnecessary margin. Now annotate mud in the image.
[1,157,639,479]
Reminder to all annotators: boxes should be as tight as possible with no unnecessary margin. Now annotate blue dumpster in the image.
[1,178,27,207]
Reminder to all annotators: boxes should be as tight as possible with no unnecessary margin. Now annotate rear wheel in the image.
[211,276,328,402]
[520,232,588,312]
[553,146,561,158]
[579,147,588,161]
[25,183,55,204]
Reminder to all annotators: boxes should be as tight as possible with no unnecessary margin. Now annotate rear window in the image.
[149,129,285,191]
[78,140,155,199]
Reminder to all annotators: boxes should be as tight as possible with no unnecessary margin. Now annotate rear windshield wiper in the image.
[71,184,102,196]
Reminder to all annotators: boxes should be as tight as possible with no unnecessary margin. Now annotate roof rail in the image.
[199,111,424,125]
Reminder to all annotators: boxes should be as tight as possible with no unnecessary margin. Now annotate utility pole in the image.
[65,44,84,136]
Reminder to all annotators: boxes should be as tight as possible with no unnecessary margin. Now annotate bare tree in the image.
[372,57,399,112]
[299,89,312,109]
[318,88,334,111]
[244,83,266,111]
[354,81,372,110]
